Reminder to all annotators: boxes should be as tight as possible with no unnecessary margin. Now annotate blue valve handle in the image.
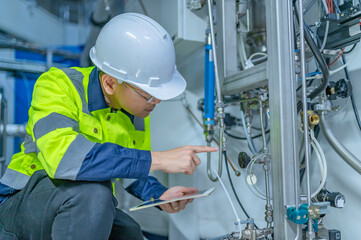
[287,204,309,224]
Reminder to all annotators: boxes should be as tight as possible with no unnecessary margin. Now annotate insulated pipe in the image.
[207,0,225,181]
[298,0,314,238]
[204,35,215,123]
[320,114,361,174]
[204,31,217,181]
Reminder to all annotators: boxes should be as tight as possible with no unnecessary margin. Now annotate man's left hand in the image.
[158,186,198,213]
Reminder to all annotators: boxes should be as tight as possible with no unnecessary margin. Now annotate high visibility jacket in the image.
[0,67,166,201]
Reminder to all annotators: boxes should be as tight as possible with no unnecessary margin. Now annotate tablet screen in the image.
[129,187,215,211]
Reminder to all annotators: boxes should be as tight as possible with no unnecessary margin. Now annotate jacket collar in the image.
[87,67,135,122]
[88,67,108,112]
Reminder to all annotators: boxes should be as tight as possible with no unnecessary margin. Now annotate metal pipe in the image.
[0,97,6,176]
[207,0,225,181]
[207,142,217,181]
[298,0,314,238]
[320,114,361,174]
[182,102,239,176]
[259,99,267,153]
[264,161,272,228]
[0,40,80,59]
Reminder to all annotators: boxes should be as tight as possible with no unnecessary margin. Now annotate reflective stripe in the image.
[0,168,30,190]
[62,68,91,115]
[33,112,79,140]
[23,133,37,154]
[133,117,145,131]
[54,134,96,180]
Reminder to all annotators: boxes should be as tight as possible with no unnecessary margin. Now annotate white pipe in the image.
[330,40,361,75]
[320,114,361,174]
[320,0,330,52]
[213,168,242,232]
[310,137,327,198]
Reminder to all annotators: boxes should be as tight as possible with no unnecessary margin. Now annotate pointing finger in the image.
[191,146,218,153]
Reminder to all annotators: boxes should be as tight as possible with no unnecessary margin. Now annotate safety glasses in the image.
[124,82,155,103]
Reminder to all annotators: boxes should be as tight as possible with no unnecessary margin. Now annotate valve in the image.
[238,152,251,168]
[326,79,352,100]
[286,204,309,224]
[317,189,346,208]
[300,110,320,128]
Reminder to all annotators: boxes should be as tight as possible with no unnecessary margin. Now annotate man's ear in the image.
[101,74,117,95]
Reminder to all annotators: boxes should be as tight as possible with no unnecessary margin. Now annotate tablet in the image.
[129,187,215,211]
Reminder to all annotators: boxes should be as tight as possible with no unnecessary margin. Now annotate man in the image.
[0,13,217,239]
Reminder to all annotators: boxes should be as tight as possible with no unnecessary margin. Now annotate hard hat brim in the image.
[128,69,187,101]
[90,45,186,101]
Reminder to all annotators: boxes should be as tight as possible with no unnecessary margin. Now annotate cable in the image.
[294,3,330,111]
[351,94,361,131]
[245,154,269,200]
[344,44,357,54]
[212,165,240,223]
[298,71,322,82]
[224,151,259,229]
[225,129,270,140]
[328,48,345,67]
[296,71,321,91]
[304,0,317,14]
[342,55,361,132]
[334,0,341,13]
[248,52,267,61]
[330,40,361,75]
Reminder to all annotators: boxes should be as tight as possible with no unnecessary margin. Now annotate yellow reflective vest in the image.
[1,67,151,190]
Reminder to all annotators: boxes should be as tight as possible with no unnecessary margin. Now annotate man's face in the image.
[101,74,161,118]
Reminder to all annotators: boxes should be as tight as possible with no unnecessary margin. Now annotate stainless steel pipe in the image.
[206,0,225,181]
[320,114,361,174]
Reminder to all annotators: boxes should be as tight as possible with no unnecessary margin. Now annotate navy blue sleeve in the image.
[76,142,151,181]
[125,176,168,201]
[0,182,18,206]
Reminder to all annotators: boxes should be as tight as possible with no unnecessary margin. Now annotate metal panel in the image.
[222,61,268,94]
[266,0,301,239]
[216,0,238,84]
[0,59,47,73]
[0,0,64,46]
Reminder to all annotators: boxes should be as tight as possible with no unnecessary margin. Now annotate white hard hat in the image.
[89,13,186,100]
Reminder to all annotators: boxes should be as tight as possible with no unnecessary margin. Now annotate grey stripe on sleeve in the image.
[54,134,96,180]
[33,112,79,140]
[0,168,30,190]
[62,68,91,115]
[23,133,38,154]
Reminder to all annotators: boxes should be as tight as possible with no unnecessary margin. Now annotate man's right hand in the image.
[150,145,218,175]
